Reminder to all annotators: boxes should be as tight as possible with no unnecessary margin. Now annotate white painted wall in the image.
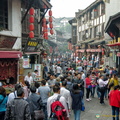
[0,0,21,49]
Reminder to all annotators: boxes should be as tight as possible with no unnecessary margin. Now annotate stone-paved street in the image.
[70,97,112,120]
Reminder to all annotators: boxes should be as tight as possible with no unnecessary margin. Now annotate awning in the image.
[86,49,102,52]
[89,40,105,45]
[107,42,120,47]
[76,49,85,53]
[0,51,22,58]
[25,52,40,55]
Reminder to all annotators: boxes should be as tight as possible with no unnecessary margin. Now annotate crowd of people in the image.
[0,60,120,120]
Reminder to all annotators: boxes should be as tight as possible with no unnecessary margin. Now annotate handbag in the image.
[88,85,92,89]
[34,110,45,120]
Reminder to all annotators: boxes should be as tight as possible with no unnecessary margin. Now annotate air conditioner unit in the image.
[87,21,92,27]
[86,33,89,38]
[96,32,101,36]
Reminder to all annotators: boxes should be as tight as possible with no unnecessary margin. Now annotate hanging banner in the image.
[23,58,30,68]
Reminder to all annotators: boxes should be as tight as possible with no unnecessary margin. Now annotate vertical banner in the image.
[23,58,30,68]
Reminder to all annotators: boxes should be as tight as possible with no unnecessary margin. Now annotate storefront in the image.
[0,51,22,84]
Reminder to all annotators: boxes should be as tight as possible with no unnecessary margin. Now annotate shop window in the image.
[0,0,8,30]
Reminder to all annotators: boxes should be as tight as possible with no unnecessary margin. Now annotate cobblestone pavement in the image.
[70,96,112,120]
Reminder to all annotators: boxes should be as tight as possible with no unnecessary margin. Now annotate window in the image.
[101,23,104,36]
[101,3,105,15]
[0,0,8,30]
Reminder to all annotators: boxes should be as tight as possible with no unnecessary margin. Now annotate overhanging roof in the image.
[89,39,105,45]
[105,12,120,33]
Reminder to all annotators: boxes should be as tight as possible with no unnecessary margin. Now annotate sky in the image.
[50,0,96,18]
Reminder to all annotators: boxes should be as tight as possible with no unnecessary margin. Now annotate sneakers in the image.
[86,99,90,102]
[89,98,92,101]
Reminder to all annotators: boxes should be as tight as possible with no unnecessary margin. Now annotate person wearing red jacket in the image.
[109,85,120,120]
[85,74,92,101]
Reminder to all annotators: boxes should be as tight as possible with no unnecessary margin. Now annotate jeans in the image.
[96,85,101,98]
[112,106,119,120]
[86,88,91,99]
[42,103,48,120]
[0,111,5,120]
[91,87,96,97]
[73,109,81,120]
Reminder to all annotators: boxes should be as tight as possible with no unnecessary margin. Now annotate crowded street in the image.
[1,0,120,120]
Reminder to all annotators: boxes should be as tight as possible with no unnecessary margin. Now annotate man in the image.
[32,70,38,82]
[43,64,48,79]
[5,88,31,120]
[7,84,21,104]
[38,80,50,120]
[47,85,69,120]
[48,74,56,89]
[76,64,83,73]
[27,86,42,120]
[24,72,33,85]
[56,65,62,77]
[60,81,72,111]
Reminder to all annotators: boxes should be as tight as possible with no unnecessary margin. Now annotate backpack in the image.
[51,95,67,120]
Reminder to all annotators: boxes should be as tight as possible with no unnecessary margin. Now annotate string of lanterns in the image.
[42,9,54,40]
[29,7,35,38]
[49,9,54,35]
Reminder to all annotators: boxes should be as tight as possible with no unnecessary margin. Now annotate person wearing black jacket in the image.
[27,86,43,120]
[71,83,83,120]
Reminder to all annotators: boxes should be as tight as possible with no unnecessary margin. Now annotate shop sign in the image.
[24,38,39,52]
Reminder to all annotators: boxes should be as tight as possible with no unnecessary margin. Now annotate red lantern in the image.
[29,16,34,23]
[49,23,53,29]
[50,29,54,35]
[45,24,48,29]
[42,18,46,23]
[29,31,34,38]
[45,36,48,40]
[29,23,34,31]
[49,17,53,22]
[44,32,48,37]
[43,28,48,33]
[49,10,52,16]
[29,7,35,15]
[42,23,46,28]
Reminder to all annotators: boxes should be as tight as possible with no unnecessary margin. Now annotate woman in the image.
[98,75,108,104]
[109,85,120,120]
[0,86,8,120]
[71,83,83,120]
[108,74,119,91]
[85,74,92,101]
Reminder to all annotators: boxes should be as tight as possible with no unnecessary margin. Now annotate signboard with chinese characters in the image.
[24,38,39,52]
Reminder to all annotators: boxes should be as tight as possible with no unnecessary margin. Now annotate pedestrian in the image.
[71,83,83,120]
[27,86,43,120]
[60,81,72,111]
[90,72,97,98]
[56,64,62,77]
[109,85,120,120]
[38,80,50,120]
[85,74,92,101]
[32,70,38,82]
[24,72,33,85]
[108,74,119,91]
[5,87,31,120]
[98,75,109,104]
[43,64,48,79]
[47,85,70,120]
[0,86,8,120]
[7,84,21,104]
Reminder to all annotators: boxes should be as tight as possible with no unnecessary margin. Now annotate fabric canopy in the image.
[0,51,22,58]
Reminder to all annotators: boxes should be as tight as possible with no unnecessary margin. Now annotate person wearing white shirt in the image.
[47,85,70,120]
[60,81,72,110]
[24,72,33,85]
[56,65,62,77]
[98,75,109,104]
[7,84,21,104]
